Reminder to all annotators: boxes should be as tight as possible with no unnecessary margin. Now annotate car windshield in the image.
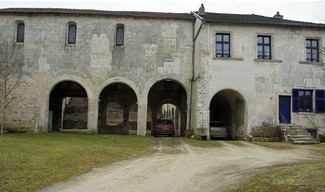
[157,119,173,124]
[210,122,225,127]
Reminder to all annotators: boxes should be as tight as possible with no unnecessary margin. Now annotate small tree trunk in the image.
[1,105,5,134]
[1,77,7,134]
[1,109,4,134]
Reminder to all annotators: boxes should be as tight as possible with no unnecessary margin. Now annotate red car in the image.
[154,119,175,136]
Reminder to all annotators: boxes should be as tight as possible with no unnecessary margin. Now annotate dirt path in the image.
[40,139,321,192]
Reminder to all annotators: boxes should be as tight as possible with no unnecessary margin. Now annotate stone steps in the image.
[282,125,319,144]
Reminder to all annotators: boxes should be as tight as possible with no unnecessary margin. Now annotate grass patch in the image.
[251,141,296,150]
[229,161,325,192]
[311,143,325,155]
[225,141,247,146]
[61,129,89,134]
[182,137,222,148]
[229,143,325,192]
[0,133,153,192]
[157,137,183,147]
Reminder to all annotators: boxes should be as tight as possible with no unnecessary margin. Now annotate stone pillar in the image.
[137,97,147,136]
[39,93,48,133]
[87,98,99,134]
[181,108,187,136]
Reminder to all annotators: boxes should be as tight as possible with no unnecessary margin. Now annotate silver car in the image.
[210,121,227,139]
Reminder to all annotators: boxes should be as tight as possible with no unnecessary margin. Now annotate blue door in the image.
[279,96,291,124]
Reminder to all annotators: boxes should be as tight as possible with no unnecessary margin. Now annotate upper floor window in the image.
[306,39,319,62]
[257,35,271,59]
[216,33,230,58]
[16,22,25,43]
[293,89,313,112]
[116,24,124,46]
[68,23,77,44]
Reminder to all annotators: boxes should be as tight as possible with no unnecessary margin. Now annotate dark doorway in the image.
[49,81,88,132]
[210,89,245,140]
[98,83,137,135]
[148,79,187,136]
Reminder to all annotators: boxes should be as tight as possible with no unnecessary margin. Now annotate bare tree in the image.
[0,43,22,134]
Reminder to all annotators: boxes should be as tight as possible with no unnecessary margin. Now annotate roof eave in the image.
[0,8,192,20]
[204,19,325,29]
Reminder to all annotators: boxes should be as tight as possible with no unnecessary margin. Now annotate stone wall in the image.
[63,97,87,129]
[0,77,39,132]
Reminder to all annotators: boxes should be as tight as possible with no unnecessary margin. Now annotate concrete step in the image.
[292,137,317,141]
[281,125,319,145]
[290,135,314,139]
[292,140,320,144]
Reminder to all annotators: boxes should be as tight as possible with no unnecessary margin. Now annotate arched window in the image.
[16,22,25,43]
[116,24,124,46]
[68,23,77,44]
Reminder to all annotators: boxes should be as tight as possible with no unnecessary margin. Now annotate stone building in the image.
[0,6,324,138]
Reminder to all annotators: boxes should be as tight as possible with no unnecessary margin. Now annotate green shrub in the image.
[319,134,325,142]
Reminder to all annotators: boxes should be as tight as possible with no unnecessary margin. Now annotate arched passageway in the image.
[49,81,88,132]
[98,83,137,135]
[148,79,187,136]
[210,89,245,139]
[157,103,181,135]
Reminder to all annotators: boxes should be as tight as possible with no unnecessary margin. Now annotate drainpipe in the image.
[188,11,205,130]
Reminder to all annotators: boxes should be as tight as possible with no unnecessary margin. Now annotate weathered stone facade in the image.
[0,8,324,138]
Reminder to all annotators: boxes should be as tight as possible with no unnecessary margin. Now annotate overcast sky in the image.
[0,0,324,23]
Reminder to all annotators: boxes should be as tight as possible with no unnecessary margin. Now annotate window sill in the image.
[254,59,282,63]
[15,42,24,46]
[213,57,243,61]
[299,61,324,66]
[295,112,315,114]
[65,44,76,48]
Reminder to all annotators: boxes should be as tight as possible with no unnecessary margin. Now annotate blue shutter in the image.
[292,89,299,112]
[316,90,325,113]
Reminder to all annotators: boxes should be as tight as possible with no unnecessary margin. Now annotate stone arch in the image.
[209,88,247,140]
[98,82,138,135]
[143,76,189,100]
[148,79,187,136]
[95,77,139,101]
[47,77,92,100]
[48,80,88,132]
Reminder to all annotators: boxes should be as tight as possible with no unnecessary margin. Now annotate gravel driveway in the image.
[40,138,319,192]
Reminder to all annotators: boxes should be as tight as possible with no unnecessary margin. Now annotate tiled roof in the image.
[198,12,325,28]
[0,8,192,20]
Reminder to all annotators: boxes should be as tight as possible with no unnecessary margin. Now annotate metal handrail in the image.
[279,113,289,124]
[302,113,318,129]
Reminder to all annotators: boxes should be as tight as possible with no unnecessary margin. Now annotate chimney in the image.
[198,3,205,14]
[273,11,283,19]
